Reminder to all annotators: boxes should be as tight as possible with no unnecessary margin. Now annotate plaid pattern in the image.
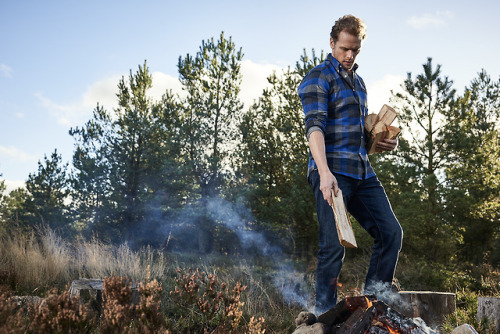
[298,54,375,180]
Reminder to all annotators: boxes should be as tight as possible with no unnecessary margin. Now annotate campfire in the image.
[295,295,430,334]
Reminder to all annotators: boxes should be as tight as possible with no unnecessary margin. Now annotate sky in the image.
[1,0,500,193]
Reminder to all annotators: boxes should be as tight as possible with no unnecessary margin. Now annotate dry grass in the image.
[0,227,167,292]
[0,228,72,292]
[75,238,166,280]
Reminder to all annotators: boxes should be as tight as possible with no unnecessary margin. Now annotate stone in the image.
[295,311,317,326]
[396,291,456,330]
[10,295,43,314]
[292,322,327,334]
[451,324,478,334]
[477,297,500,332]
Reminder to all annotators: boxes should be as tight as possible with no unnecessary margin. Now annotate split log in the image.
[365,104,401,154]
[331,189,357,248]
[477,297,500,332]
[396,291,456,330]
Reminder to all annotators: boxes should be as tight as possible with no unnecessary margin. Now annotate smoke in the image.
[365,281,405,306]
[205,197,281,256]
[412,318,439,334]
[205,196,314,311]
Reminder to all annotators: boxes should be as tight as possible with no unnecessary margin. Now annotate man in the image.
[297,15,403,313]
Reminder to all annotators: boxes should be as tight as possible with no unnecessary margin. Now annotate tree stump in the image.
[69,278,139,313]
[477,297,500,332]
[69,279,105,313]
[395,291,456,330]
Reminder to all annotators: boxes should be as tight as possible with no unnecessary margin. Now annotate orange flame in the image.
[386,326,399,334]
[364,296,373,309]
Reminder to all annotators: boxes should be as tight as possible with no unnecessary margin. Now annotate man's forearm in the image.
[309,130,339,202]
[308,131,329,175]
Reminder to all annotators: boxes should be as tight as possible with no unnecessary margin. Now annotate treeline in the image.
[0,32,498,268]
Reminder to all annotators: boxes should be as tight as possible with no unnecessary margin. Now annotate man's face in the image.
[330,30,362,71]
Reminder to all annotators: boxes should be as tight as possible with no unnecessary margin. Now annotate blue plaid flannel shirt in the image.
[297,54,375,180]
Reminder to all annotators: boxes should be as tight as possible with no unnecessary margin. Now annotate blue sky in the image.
[1,0,499,192]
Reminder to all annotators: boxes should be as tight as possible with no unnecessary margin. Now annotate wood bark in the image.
[396,291,456,330]
[477,297,500,332]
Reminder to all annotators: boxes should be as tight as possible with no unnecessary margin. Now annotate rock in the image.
[295,311,317,326]
[477,297,500,332]
[10,295,43,314]
[292,322,327,334]
[451,324,478,334]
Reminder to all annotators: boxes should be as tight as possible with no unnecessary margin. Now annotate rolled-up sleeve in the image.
[297,70,329,140]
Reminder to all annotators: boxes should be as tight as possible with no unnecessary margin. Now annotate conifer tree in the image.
[70,62,184,243]
[444,69,500,264]
[177,32,244,253]
[238,50,324,256]
[25,150,70,233]
[389,58,457,261]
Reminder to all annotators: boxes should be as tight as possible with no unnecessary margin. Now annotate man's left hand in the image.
[376,138,398,152]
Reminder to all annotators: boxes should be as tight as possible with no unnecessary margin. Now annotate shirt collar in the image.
[327,53,359,73]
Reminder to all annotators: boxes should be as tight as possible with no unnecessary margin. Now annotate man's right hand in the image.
[319,171,339,206]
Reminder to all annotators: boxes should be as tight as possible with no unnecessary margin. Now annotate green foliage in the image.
[177,31,244,253]
[444,69,500,264]
[70,61,186,244]
[238,49,325,257]
[0,187,31,233]
[178,31,244,196]
[387,58,458,262]
[25,150,71,234]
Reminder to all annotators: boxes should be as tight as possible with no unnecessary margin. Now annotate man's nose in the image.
[347,51,354,59]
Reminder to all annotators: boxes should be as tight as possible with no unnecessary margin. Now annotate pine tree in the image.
[444,69,500,264]
[70,62,185,244]
[238,50,324,257]
[177,32,244,253]
[25,150,70,234]
[388,58,457,261]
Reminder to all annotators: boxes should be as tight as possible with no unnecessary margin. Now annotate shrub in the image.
[100,272,167,334]
[27,288,96,334]
[167,267,264,333]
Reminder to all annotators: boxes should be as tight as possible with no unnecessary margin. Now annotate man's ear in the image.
[330,37,335,49]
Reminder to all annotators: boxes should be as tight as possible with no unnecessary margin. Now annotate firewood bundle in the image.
[365,104,401,154]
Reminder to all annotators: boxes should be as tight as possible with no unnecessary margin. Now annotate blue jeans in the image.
[309,170,403,313]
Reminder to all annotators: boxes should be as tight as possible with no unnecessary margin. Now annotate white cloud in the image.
[0,64,13,78]
[0,145,36,163]
[407,11,454,30]
[240,59,284,107]
[35,72,184,126]
[149,72,184,100]
[35,61,283,127]
[367,74,405,117]
[3,180,26,194]
[35,75,123,126]
[14,112,25,119]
